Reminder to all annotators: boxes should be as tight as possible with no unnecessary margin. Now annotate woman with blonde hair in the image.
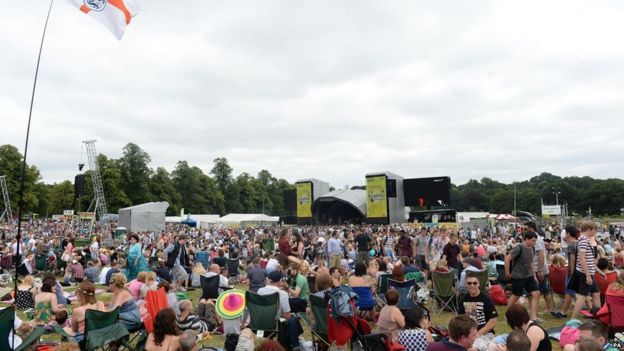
[127,271,147,301]
[15,275,36,310]
[140,271,158,299]
[191,262,207,288]
[71,281,106,342]
[108,273,142,331]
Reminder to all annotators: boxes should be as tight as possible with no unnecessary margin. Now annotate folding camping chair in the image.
[82,307,130,351]
[430,270,458,316]
[0,306,13,351]
[376,273,392,305]
[387,279,419,310]
[351,286,376,319]
[245,290,281,339]
[496,263,509,286]
[549,265,567,309]
[309,294,330,349]
[195,251,210,270]
[606,294,624,348]
[307,276,317,294]
[227,258,240,282]
[200,274,220,300]
[466,270,489,294]
[405,271,425,284]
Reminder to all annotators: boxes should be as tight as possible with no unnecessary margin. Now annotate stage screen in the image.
[403,176,451,207]
[366,175,388,219]
[296,182,313,217]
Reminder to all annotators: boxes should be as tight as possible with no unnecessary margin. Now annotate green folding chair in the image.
[0,306,49,351]
[245,290,280,339]
[83,307,130,351]
[431,270,458,316]
[405,271,425,284]
[466,270,489,294]
[309,294,330,348]
[1,306,15,351]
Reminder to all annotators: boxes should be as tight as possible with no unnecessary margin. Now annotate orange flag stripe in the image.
[109,0,132,25]
[79,4,91,14]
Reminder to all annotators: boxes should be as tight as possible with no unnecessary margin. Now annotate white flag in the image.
[69,0,140,40]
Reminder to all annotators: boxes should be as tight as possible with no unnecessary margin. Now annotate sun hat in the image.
[215,289,246,320]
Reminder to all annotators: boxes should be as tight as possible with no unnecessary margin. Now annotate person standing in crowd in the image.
[458,276,497,339]
[442,234,461,274]
[354,229,372,265]
[327,231,342,269]
[383,228,397,263]
[505,230,540,321]
[529,222,554,319]
[125,233,149,281]
[571,221,601,319]
[551,226,579,318]
[164,234,190,292]
[431,229,449,267]
[425,315,478,351]
[415,229,430,271]
[278,229,292,257]
[398,230,414,259]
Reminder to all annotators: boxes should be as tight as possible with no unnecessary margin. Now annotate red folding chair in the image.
[549,265,567,308]
[142,287,168,333]
[606,294,624,347]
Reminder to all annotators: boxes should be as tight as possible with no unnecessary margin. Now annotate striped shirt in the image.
[177,315,209,333]
[575,235,596,275]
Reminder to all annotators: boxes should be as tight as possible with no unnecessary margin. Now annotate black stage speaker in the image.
[386,178,397,198]
[283,189,297,216]
[74,174,85,198]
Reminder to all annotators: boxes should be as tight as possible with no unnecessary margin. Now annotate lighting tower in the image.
[0,175,12,223]
[83,140,108,236]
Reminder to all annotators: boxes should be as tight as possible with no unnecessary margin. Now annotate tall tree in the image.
[118,143,153,205]
[211,157,233,195]
[149,167,182,215]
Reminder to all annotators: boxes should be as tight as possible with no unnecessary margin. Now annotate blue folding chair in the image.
[387,279,418,310]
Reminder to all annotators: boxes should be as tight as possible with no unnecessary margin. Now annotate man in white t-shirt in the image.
[257,271,303,350]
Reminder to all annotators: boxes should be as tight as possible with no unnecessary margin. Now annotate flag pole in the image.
[13,0,54,348]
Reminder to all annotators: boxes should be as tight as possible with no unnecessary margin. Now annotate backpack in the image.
[329,285,358,320]
[489,284,508,305]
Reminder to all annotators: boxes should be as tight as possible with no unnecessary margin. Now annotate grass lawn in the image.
[3,283,568,350]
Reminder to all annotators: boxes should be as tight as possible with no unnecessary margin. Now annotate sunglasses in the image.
[466,282,479,285]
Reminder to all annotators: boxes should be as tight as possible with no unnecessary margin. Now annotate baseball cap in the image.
[268,270,283,283]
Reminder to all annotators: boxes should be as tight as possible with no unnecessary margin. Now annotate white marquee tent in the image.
[217,213,279,226]
[118,202,169,233]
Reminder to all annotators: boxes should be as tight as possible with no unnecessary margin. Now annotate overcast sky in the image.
[2,1,624,189]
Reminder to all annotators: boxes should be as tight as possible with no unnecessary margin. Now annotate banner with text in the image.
[296,182,313,218]
[367,175,388,219]
[541,205,562,216]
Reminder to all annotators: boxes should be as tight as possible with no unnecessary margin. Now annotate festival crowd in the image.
[0,219,623,351]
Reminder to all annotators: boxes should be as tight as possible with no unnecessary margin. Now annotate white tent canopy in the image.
[165,214,219,228]
[217,213,278,226]
[118,202,169,233]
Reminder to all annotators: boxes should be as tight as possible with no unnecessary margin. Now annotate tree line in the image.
[0,143,623,217]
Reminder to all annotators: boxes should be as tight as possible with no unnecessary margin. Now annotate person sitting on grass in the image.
[145,308,181,351]
[176,300,209,334]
